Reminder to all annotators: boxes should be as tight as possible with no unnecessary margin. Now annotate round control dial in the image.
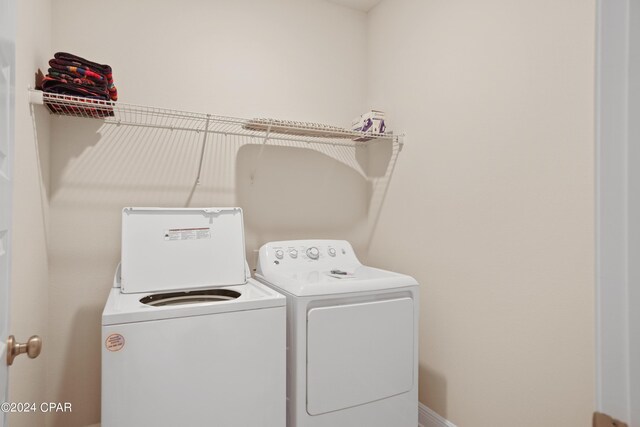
[328,248,336,257]
[275,249,284,260]
[306,247,320,260]
[289,249,298,259]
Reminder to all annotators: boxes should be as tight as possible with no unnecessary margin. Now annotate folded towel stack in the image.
[41,52,118,117]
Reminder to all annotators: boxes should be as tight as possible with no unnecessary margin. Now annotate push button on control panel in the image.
[289,249,298,259]
[275,249,284,260]
[328,248,336,257]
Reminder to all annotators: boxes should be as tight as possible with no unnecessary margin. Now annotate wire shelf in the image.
[29,90,402,148]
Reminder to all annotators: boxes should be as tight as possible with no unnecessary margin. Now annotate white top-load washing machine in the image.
[255,239,419,427]
[102,207,286,427]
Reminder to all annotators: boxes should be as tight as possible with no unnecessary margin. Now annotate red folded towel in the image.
[50,52,117,101]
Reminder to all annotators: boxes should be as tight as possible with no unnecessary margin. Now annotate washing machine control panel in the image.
[262,240,357,268]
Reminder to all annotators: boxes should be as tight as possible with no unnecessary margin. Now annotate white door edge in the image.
[595,0,637,424]
[0,0,15,425]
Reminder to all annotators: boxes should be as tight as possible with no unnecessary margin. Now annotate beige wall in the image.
[367,0,596,426]
[9,0,51,427]
[45,1,369,426]
[10,0,597,426]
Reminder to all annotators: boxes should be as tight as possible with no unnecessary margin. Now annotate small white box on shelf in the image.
[352,109,386,133]
[352,109,386,141]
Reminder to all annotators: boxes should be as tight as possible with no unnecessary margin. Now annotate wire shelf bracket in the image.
[195,114,211,185]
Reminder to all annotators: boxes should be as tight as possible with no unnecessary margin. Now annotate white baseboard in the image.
[94,404,449,427]
[419,402,457,427]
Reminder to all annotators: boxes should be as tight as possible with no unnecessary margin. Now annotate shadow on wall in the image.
[236,144,371,231]
[420,364,448,419]
[49,118,218,205]
[236,139,397,261]
[48,120,396,211]
[50,306,103,427]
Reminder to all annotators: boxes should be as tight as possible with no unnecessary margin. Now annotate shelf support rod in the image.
[249,124,272,185]
[263,124,271,145]
[195,114,211,185]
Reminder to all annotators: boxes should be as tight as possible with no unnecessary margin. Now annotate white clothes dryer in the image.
[102,207,286,427]
[255,239,419,427]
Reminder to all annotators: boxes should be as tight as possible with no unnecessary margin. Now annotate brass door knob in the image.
[6,335,42,366]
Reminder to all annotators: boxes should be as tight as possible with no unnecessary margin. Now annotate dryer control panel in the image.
[255,239,418,296]
[256,240,361,272]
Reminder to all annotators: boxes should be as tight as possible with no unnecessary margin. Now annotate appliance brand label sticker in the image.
[164,227,211,241]
[105,334,125,352]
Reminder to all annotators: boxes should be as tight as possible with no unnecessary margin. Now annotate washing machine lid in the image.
[121,207,247,294]
[255,265,418,297]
